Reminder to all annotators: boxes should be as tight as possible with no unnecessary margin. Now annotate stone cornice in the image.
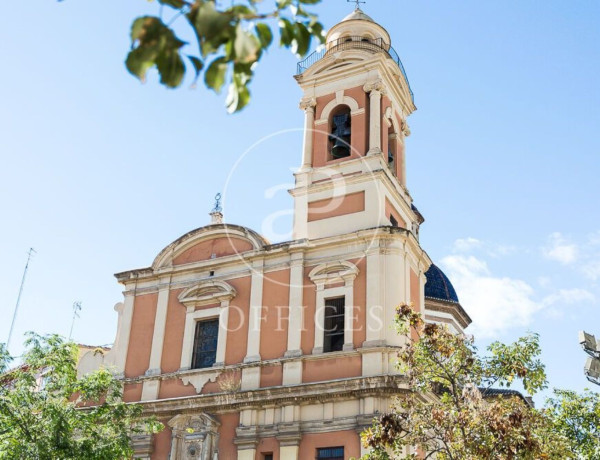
[138,374,409,417]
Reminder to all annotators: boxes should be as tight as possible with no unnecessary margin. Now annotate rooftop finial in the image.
[347,0,366,10]
[210,193,223,224]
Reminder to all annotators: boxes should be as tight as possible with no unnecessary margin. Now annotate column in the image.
[111,291,135,376]
[364,80,386,155]
[285,252,304,357]
[146,276,171,376]
[299,97,317,170]
[244,259,264,363]
[364,246,385,346]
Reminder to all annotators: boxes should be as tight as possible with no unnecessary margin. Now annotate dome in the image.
[424,264,460,303]
[341,8,375,23]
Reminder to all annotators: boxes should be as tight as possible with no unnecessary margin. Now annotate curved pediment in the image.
[178,280,236,308]
[152,224,268,269]
[309,260,359,286]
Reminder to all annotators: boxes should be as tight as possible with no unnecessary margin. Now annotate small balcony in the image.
[297,36,414,102]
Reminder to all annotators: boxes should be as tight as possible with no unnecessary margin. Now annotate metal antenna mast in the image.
[7,248,36,350]
[69,301,82,341]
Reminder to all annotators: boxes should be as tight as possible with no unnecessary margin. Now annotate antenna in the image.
[7,248,36,351]
[69,301,82,341]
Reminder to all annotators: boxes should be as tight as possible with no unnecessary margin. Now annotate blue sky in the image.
[1,1,598,402]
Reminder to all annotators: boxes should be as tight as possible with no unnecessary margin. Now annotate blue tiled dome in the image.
[425,264,459,303]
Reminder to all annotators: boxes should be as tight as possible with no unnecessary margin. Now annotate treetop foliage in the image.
[121,0,326,112]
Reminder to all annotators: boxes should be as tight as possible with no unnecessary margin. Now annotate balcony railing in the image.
[297,36,414,102]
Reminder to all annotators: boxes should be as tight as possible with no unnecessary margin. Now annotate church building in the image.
[80,7,471,459]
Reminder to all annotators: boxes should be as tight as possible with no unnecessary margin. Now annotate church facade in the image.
[80,8,470,459]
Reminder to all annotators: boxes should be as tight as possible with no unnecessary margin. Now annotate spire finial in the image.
[210,193,223,224]
[347,0,366,10]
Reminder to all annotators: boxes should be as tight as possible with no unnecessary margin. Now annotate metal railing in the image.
[297,36,414,102]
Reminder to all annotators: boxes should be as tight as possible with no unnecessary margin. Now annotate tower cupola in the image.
[325,8,391,48]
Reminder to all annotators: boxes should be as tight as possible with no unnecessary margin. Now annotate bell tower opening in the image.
[329,106,352,160]
[387,124,397,172]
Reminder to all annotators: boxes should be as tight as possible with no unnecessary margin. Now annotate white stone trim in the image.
[285,253,305,357]
[179,304,229,371]
[146,278,171,376]
[244,260,264,363]
[317,95,360,124]
[308,260,359,286]
[178,280,236,308]
[310,261,358,354]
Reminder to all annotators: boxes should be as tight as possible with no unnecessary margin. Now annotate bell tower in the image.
[292,8,421,240]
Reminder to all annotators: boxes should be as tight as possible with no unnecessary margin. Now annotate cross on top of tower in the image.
[347,0,366,10]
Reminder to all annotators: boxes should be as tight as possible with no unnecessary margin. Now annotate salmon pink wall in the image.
[303,355,362,383]
[172,237,254,265]
[353,258,367,348]
[202,370,241,394]
[307,191,365,222]
[125,293,158,378]
[385,198,406,228]
[151,420,172,460]
[410,269,420,313]
[298,431,361,459]
[260,364,283,388]
[257,438,280,460]
[300,267,316,355]
[260,270,290,360]
[160,288,185,374]
[123,382,142,402]
[158,378,197,399]
[312,86,368,167]
[225,276,252,364]
[217,413,240,459]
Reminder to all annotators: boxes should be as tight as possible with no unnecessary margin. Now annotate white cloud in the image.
[441,255,543,338]
[451,237,515,258]
[542,232,579,265]
[453,237,483,253]
[542,288,595,307]
[582,260,600,281]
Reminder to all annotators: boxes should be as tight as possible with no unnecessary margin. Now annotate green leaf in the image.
[156,51,185,88]
[233,24,261,64]
[226,73,251,113]
[204,57,228,93]
[255,23,273,48]
[157,0,185,8]
[293,22,311,57]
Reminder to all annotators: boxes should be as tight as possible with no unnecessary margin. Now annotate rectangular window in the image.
[323,297,345,353]
[390,214,398,227]
[191,319,219,369]
[263,454,273,460]
[317,446,344,459]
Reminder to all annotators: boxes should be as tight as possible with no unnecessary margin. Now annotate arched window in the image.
[388,125,397,171]
[328,106,352,160]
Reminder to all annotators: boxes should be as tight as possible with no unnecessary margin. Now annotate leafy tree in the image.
[98,0,325,112]
[545,388,600,459]
[0,333,161,459]
[361,304,572,459]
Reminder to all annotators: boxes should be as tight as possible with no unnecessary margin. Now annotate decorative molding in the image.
[299,96,317,112]
[178,280,236,308]
[308,260,359,286]
[181,370,222,393]
[318,95,360,124]
[363,79,386,95]
[168,413,220,460]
